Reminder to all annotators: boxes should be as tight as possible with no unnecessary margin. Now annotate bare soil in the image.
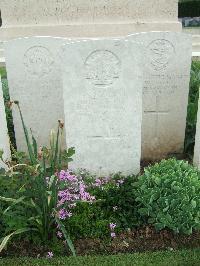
[2,226,200,258]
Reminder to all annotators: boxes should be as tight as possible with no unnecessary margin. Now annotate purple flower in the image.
[94,178,102,187]
[103,176,110,183]
[59,170,67,181]
[79,182,86,194]
[47,251,53,258]
[58,209,72,220]
[109,223,117,230]
[111,232,116,238]
[56,223,60,229]
[90,195,96,201]
[58,190,72,201]
[67,211,72,217]
[59,170,78,182]
[57,231,62,238]
[56,170,96,219]
[69,203,77,209]
[80,191,95,202]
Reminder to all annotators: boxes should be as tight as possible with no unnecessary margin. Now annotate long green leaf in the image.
[53,126,60,171]
[3,196,26,214]
[0,196,25,203]
[30,199,43,216]
[0,228,32,253]
[15,102,36,165]
[31,129,38,158]
[55,216,76,256]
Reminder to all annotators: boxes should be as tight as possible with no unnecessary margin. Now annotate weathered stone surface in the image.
[4,37,67,151]
[61,39,143,176]
[1,0,179,26]
[0,0,181,41]
[193,96,200,168]
[0,75,10,168]
[127,32,192,159]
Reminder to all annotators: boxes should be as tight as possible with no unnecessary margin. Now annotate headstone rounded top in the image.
[147,39,175,71]
[84,50,121,87]
[24,46,54,77]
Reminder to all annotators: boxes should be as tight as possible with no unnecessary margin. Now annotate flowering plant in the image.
[0,102,94,256]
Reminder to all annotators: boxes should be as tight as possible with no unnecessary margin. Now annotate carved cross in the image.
[144,95,169,141]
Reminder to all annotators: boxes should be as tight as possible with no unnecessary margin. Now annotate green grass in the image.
[0,249,199,266]
[0,67,7,79]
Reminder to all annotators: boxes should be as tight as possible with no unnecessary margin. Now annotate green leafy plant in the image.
[0,67,7,79]
[134,158,200,234]
[89,175,140,230]
[65,174,140,240]
[0,101,76,255]
[64,201,110,239]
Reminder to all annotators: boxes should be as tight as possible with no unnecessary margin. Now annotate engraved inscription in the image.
[3,1,175,26]
[147,39,175,71]
[84,50,121,87]
[24,46,54,76]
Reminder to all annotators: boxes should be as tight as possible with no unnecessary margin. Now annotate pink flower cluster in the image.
[93,176,124,189]
[56,170,96,238]
[58,208,72,220]
[46,251,53,258]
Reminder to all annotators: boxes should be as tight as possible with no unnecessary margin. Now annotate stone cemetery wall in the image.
[127,32,192,159]
[61,39,143,175]
[0,0,181,41]
[0,74,10,168]
[4,37,67,151]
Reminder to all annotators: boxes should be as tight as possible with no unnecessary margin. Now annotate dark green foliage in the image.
[184,61,200,157]
[65,202,110,239]
[0,103,76,255]
[179,1,200,18]
[93,176,140,229]
[0,67,16,148]
[1,77,16,149]
[134,158,200,234]
[65,175,141,240]
[0,67,7,79]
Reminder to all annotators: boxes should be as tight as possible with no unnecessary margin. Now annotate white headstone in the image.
[61,39,143,176]
[4,37,67,151]
[0,75,10,168]
[127,32,192,159]
[193,94,200,168]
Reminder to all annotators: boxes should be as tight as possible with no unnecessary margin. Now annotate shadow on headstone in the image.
[0,10,2,27]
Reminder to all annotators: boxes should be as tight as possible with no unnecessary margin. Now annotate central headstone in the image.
[61,39,143,175]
